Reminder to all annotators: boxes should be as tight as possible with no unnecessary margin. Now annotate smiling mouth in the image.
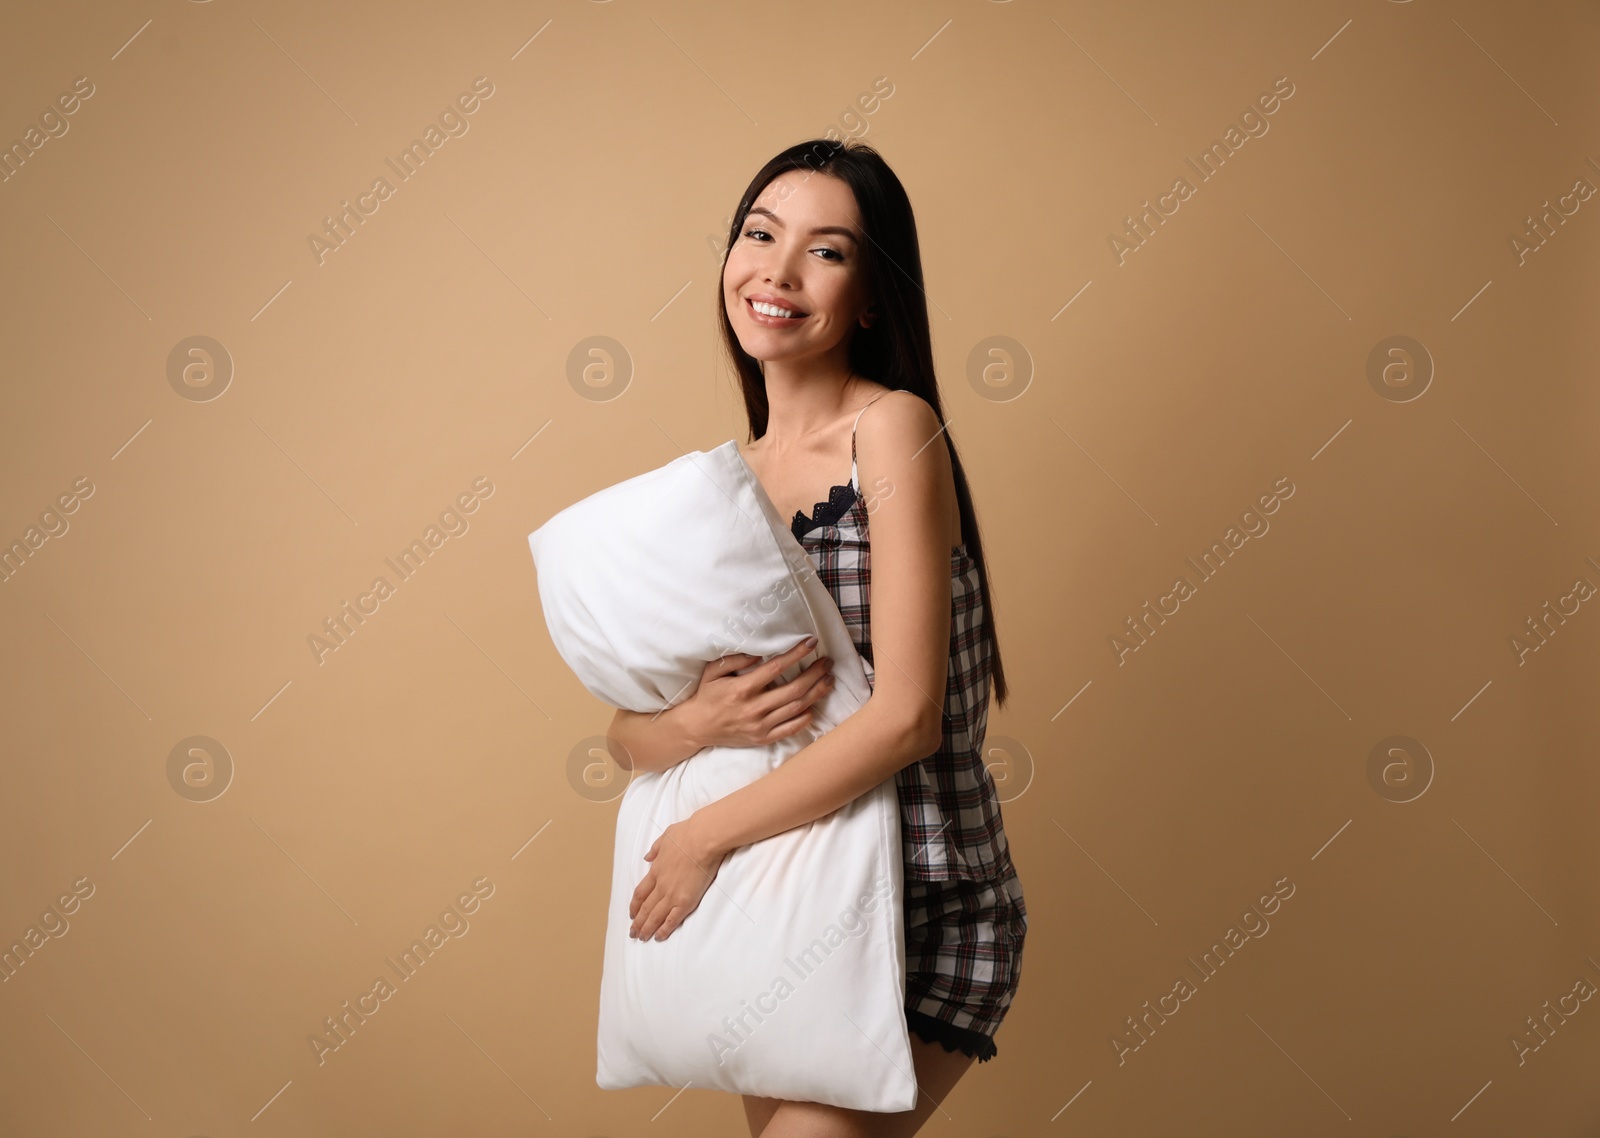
[746,297,808,320]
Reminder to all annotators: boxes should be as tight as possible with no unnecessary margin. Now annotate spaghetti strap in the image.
[849,393,888,491]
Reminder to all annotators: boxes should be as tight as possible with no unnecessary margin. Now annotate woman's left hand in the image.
[628,815,728,942]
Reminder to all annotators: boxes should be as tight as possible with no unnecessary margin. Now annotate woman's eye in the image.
[741,228,843,262]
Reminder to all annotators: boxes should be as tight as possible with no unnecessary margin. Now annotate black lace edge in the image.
[790,482,857,541]
[905,1007,998,1063]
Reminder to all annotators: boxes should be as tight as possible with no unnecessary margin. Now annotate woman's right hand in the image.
[680,636,836,749]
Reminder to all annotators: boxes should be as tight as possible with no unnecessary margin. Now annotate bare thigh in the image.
[741,1033,977,1138]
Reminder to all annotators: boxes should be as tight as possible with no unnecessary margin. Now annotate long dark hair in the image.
[715,138,1010,708]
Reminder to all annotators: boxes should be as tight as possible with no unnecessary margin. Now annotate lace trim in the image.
[904,1007,998,1062]
[790,482,857,541]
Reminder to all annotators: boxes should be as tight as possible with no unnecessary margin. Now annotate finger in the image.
[760,696,811,732]
[629,874,653,919]
[800,660,836,698]
[775,637,823,677]
[763,709,815,743]
[762,674,832,730]
[635,898,666,941]
[748,636,822,690]
[653,906,681,941]
[704,653,761,679]
[629,890,656,936]
[772,656,834,702]
[753,655,832,715]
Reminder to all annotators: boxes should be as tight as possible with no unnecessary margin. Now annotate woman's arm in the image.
[694,685,941,853]
[629,393,958,939]
[608,640,836,773]
[607,704,704,775]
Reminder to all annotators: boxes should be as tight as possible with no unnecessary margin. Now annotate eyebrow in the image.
[746,207,859,243]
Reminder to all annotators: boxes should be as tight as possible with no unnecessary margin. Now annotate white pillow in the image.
[527,439,916,1113]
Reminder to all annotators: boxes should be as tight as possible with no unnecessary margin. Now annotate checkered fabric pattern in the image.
[792,399,1029,1057]
[793,404,1018,886]
[902,872,1028,1059]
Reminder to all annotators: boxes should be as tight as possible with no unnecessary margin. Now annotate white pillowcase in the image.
[527,439,916,1113]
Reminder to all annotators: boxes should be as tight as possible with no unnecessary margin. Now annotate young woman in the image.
[608,139,1027,1137]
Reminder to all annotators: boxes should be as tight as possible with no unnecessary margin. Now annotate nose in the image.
[762,240,805,289]
[763,263,797,292]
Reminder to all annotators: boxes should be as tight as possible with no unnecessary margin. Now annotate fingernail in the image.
[804,636,818,649]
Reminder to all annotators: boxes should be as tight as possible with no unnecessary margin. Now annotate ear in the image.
[859,306,878,329]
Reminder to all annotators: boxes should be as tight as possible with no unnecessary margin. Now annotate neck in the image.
[758,351,865,449]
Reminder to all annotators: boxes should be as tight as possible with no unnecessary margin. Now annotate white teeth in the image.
[751,300,801,318]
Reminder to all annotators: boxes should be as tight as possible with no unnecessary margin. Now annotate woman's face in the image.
[722,170,874,367]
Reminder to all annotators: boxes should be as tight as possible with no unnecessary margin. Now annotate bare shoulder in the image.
[854,389,957,542]
[855,388,942,453]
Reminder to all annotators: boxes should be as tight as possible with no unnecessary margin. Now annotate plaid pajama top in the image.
[791,399,1017,885]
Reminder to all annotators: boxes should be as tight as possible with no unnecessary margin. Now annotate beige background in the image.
[2,1,1597,1135]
